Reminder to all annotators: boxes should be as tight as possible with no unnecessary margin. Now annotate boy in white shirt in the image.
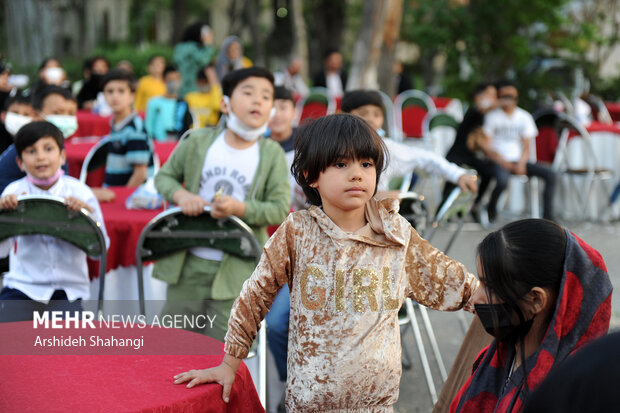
[0,121,108,322]
[482,80,556,221]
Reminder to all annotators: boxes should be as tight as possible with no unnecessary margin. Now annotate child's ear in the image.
[15,157,24,172]
[220,97,229,115]
[60,148,66,166]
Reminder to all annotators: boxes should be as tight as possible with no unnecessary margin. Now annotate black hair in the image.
[221,67,275,97]
[148,55,165,65]
[3,91,32,112]
[82,57,93,71]
[14,121,64,158]
[180,22,209,45]
[291,114,387,206]
[341,90,385,117]
[471,82,496,100]
[89,55,110,72]
[38,57,60,72]
[274,86,294,103]
[32,85,74,111]
[477,218,567,390]
[162,64,179,79]
[496,79,517,92]
[100,69,136,92]
[323,48,340,60]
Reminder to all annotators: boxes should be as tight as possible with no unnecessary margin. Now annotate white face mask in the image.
[223,96,275,142]
[46,114,78,138]
[478,98,492,110]
[4,112,32,136]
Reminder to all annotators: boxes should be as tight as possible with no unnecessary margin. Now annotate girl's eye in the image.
[362,161,374,168]
[334,162,346,168]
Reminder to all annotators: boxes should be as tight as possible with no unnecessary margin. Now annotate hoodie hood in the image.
[307,197,408,248]
[451,229,613,413]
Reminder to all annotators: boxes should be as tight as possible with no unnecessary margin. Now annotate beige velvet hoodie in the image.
[224,198,478,412]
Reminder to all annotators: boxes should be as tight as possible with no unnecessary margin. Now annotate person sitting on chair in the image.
[0,121,108,322]
[481,80,556,222]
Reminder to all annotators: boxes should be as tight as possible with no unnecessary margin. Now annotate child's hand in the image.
[173,364,236,402]
[65,197,94,213]
[0,194,18,210]
[457,174,478,193]
[178,193,209,216]
[92,188,116,203]
[211,195,244,219]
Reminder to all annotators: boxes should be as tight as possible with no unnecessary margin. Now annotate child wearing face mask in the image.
[0,121,108,322]
[0,86,76,194]
[184,65,222,127]
[153,67,290,341]
[0,92,36,154]
[145,65,193,141]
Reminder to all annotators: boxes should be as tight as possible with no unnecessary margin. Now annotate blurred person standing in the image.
[274,57,309,96]
[312,49,347,98]
[174,22,216,98]
[134,55,167,112]
[185,65,222,128]
[214,36,253,82]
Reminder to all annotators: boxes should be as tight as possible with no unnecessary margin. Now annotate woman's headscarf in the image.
[215,36,244,82]
[450,229,612,413]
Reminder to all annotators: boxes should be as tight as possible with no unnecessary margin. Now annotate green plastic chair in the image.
[0,195,107,313]
[135,205,267,406]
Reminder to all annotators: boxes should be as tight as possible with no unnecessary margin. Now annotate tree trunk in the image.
[171,0,187,44]
[377,0,403,96]
[291,0,309,80]
[305,0,347,83]
[210,0,231,46]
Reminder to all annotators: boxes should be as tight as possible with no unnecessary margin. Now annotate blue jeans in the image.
[265,284,290,381]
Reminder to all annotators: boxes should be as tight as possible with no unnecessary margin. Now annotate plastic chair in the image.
[552,113,614,221]
[79,136,110,184]
[423,110,459,157]
[135,205,267,406]
[0,195,107,313]
[377,90,396,137]
[294,87,336,126]
[394,89,436,142]
[79,136,160,184]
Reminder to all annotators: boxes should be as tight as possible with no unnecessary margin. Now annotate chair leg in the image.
[137,257,145,316]
[418,305,448,381]
[400,324,413,370]
[258,321,267,408]
[405,298,438,404]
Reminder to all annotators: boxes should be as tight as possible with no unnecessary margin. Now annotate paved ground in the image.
[394,218,620,412]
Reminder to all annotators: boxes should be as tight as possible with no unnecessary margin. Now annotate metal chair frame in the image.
[294,87,336,126]
[394,89,437,142]
[135,205,267,407]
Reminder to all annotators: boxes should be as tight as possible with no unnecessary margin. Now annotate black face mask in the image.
[475,303,534,343]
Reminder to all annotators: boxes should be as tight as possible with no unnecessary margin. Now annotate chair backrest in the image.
[588,95,613,124]
[377,90,396,137]
[397,192,429,236]
[554,113,604,173]
[422,110,459,156]
[79,136,110,183]
[136,206,262,316]
[137,206,261,263]
[394,89,437,140]
[294,87,336,126]
[0,195,107,311]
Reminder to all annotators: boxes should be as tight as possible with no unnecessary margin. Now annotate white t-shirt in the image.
[326,72,344,98]
[483,107,538,162]
[0,175,109,303]
[191,131,260,261]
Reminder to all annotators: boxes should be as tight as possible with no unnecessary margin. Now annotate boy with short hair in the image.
[0,121,108,322]
[101,69,155,187]
[0,85,77,194]
[0,92,36,154]
[185,65,222,128]
[145,65,193,141]
[154,66,290,341]
[341,89,478,195]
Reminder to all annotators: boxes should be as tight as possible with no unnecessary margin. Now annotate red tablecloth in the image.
[64,139,176,186]
[75,110,112,138]
[96,186,164,275]
[0,322,263,413]
[605,102,620,122]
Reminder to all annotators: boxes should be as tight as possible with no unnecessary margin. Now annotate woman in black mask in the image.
[450,219,612,413]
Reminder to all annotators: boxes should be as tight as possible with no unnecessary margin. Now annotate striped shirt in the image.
[104,112,154,187]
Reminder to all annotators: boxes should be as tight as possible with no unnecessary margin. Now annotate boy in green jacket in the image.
[154,67,291,341]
